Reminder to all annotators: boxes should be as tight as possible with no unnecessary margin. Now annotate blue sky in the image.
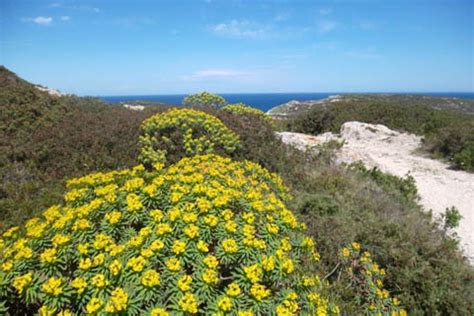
[1,0,472,95]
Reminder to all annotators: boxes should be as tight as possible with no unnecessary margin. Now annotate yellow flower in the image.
[342,247,350,257]
[71,277,87,294]
[226,282,241,297]
[203,214,219,227]
[141,269,161,287]
[127,256,147,272]
[178,293,198,314]
[126,193,143,212]
[78,243,89,255]
[1,260,13,272]
[165,257,181,272]
[184,224,199,239]
[42,277,62,296]
[79,258,92,270]
[224,220,237,233]
[156,223,172,236]
[177,274,192,292]
[196,240,209,252]
[86,297,103,314]
[52,233,70,247]
[73,218,91,231]
[150,307,170,316]
[12,272,33,294]
[222,239,238,253]
[93,253,105,266]
[244,264,262,283]
[202,269,219,284]
[149,239,164,252]
[104,210,122,224]
[109,259,122,276]
[203,255,219,269]
[281,258,294,274]
[40,248,57,264]
[218,296,232,311]
[250,283,270,301]
[91,273,108,288]
[105,287,128,313]
[351,242,361,251]
[261,255,275,271]
[172,240,187,255]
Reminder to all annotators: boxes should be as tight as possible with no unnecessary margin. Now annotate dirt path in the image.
[278,122,474,262]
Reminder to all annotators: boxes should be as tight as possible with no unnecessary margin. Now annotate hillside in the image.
[0,68,473,314]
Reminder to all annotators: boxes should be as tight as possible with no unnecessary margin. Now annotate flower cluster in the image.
[223,103,273,124]
[340,243,407,316]
[138,108,240,166]
[0,152,338,315]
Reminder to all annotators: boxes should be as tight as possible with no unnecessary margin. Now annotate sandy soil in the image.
[277,122,474,262]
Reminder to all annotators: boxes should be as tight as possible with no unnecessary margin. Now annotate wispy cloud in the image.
[21,16,53,25]
[60,16,71,21]
[317,20,337,33]
[49,2,100,13]
[182,68,252,80]
[211,20,269,39]
[319,8,332,15]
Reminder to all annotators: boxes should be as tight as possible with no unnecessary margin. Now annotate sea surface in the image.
[101,92,474,112]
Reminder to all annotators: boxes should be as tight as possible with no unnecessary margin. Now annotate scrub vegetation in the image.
[0,67,473,314]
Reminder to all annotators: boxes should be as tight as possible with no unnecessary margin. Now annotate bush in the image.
[0,154,346,315]
[182,92,227,109]
[223,103,273,124]
[138,109,240,166]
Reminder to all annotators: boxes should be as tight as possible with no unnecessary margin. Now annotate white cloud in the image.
[317,20,337,33]
[21,16,53,25]
[182,69,252,80]
[211,20,269,39]
[319,8,332,15]
[60,16,71,21]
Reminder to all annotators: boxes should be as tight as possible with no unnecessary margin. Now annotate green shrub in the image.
[138,109,240,166]
[0,154,348,315]
[182,92,227,109]
[443,206,462,230]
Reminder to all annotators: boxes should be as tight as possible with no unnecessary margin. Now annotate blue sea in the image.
[101,92,474,112]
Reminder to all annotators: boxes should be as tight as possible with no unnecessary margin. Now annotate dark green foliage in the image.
[443,206,462,230]
[286,95,474,171]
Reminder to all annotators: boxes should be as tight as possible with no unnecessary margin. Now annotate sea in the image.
[100,92,474,112]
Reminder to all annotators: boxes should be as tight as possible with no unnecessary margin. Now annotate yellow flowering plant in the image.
[223,103,273,124]
[138,108,240,166]
[0,152,338,315]
[340,243,407,316]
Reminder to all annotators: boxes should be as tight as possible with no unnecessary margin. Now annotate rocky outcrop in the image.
[35,85,62,96]
[266,95,341,118]
[277,121,474,262]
